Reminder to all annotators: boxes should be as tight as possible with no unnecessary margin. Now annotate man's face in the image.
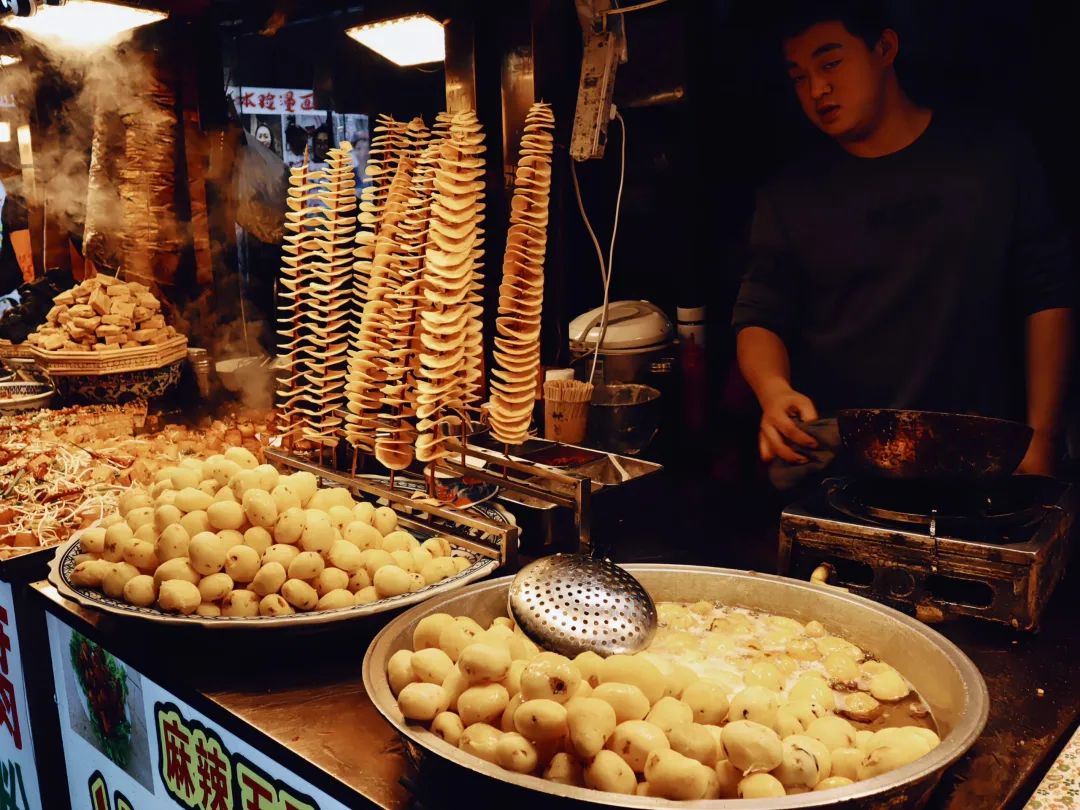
[314,133,330,162]
[784,21,891,141]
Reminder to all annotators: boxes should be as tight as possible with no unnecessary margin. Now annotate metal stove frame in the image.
[778,484,1076,630]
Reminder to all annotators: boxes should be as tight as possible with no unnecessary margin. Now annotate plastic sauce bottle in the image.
[677,305,706,438]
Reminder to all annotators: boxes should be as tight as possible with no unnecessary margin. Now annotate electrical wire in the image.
[603,0,669,18]
[570,154,607,380]
[571,109,628,385]
[571,158,608,286]
[590,110,627,383]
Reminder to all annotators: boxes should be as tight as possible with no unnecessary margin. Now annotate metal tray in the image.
[362,565,989,808]
[46,500,514,629]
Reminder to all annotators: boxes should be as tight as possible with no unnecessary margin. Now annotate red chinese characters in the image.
[160,712,196,801]
[0,607,22,750]
[237,762,316,810]
[156,703,316,810]
[194,734,231,810]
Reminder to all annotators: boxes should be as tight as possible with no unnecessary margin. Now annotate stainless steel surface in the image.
[442,437,593,552]
[187,347,212,399]
[623,86,686,108]
[265,448,517,567]
[499,3,536,184]
[363,565,989,808]
[444,14,477,113]
[507,554,656,656]
[573,348,669,385]
[779,483,1076,630]
[587,383,661,455]
[471,437,663,556]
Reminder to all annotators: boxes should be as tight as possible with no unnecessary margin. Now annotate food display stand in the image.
[26,557,1080,810]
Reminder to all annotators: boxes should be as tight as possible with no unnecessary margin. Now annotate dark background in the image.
[5,0,1078,477]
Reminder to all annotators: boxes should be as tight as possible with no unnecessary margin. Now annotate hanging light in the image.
[345,13,445,67]
[0,122,10,142]
[2,1,167,48]
[0,55,20,67]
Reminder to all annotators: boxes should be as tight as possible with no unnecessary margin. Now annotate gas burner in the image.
[779,480,1075,630]
[826,476,1065,539]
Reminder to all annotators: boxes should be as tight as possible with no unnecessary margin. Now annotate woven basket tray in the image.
[0,341,33,360]
[29,334,189,376]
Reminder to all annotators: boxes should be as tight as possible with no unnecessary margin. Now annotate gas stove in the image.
[778,476,1075,630]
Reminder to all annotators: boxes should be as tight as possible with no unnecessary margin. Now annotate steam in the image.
[4,25,279,413]
[0,37,163,266]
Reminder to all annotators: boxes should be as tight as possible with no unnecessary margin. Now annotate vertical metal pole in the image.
[444,15,477,114]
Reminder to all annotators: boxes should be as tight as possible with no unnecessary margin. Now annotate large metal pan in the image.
[838,409,1033,482]
[362,565,989,809]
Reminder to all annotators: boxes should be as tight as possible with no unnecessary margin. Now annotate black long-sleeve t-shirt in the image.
[731,115,1073,419]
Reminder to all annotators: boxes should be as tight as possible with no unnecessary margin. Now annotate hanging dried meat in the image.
[486,102,555,446]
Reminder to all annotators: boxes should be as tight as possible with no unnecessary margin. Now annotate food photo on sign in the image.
[62,628,153,790]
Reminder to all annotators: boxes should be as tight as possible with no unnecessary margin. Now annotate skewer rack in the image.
[272,401,601,570]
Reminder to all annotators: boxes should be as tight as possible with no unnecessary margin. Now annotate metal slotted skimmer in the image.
[507,554,658,657]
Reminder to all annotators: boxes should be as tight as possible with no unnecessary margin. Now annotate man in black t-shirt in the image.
[733,0,1073,476]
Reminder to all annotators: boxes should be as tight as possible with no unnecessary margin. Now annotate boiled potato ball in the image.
[77,456,465,618]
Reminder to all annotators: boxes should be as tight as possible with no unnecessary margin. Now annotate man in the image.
[733,0,1073,477]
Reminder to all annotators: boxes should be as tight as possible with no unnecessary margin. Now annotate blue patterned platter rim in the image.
[0,381,54,411]
[48,501,509,628]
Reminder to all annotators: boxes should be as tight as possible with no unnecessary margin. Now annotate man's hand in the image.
[759,387,819,463]
[1017,430,1057,477]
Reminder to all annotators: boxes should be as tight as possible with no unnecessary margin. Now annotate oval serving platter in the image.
[48,500,511,628]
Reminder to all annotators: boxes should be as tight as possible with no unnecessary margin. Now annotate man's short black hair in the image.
[776,0,892,49]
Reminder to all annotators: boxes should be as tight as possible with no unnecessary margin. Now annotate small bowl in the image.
[0,381,55,412]
[216,355,271,393]
[587,383,662,455]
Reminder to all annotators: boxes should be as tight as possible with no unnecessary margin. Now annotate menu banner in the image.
[0,581,42,810]
[46,612,349,810]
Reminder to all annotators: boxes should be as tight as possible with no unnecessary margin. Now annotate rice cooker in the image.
[569,300,673,384]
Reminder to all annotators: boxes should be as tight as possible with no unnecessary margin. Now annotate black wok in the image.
[837,409,1033,482]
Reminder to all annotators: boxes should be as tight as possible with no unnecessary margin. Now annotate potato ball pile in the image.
[388,603,941,800]
[67,446,473,617]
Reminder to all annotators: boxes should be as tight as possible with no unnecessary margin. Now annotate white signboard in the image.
[46,612,351,810]
[225,87,324,117]
[0,580,42,810]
